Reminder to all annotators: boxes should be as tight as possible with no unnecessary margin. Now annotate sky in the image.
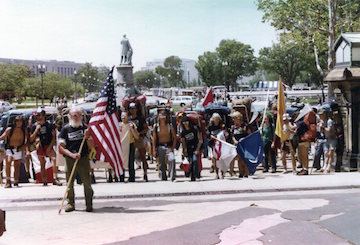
[0,0,278,71]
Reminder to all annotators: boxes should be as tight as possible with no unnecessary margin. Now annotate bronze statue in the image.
[120,34,133,65]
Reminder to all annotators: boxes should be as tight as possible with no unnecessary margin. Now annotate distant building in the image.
[141,58,199,84]
[0,57,84,77]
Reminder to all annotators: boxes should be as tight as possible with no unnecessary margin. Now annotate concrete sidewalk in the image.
[1,156,360,203]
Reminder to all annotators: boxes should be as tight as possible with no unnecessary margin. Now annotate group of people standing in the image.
[0,107,94,212]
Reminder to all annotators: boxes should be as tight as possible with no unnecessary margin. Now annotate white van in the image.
[170,96,193,107]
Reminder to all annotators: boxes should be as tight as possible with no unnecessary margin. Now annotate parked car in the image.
[170,96,193,107]
[85,93,98,102]
[145,94,168,106]
[0,101,16,115]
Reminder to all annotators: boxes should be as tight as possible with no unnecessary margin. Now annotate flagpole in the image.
[211,135,236,149]
[260,87,271,127]
[58,136,87,215]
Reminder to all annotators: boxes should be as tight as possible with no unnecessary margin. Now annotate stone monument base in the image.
[116,65,134,87]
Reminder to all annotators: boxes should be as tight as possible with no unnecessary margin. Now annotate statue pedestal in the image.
[116,65,134,87]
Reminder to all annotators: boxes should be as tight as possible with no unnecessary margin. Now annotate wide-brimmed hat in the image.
[129,102,136,109]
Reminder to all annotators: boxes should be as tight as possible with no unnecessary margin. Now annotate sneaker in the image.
[263,169,269,173]
[144,174,148,182]
[271,169,276,173]
[53,179,62,186]
[65,204,75,212]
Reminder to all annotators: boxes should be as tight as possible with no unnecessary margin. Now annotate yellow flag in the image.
[275,78,288,141]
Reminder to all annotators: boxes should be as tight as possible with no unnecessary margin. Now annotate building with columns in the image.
[0,57,84,77]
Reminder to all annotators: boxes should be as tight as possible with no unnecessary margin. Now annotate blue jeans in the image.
[313,139,326,170]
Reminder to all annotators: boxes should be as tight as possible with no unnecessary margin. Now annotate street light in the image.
[82,73,86,98]
[38,64,46,107]
[73,70,77,103]
[187,69,190,85]
[222,61,228,100]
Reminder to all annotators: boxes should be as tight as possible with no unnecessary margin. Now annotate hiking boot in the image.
[5,180,11,188]
[91,174,96,184]
[297,169,308,176]
[65,204,75,213]
[53,179,62,186]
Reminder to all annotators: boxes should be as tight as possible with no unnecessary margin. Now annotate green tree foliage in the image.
[0,63,31,98]
[196,40,257,90]
[257,0,360,73]
[195,51,223,87]
[76,62,103,92]
[216,40,257,90]
[134,70,160,89]
[23,73,83,99]
[258,41,317,87]
[155,56,185,87]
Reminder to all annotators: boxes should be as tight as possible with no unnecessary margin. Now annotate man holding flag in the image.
[275,78,296,173]
[58,107,94,212]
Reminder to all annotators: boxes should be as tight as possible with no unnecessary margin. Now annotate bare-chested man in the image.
[0,116,28,188]
[153,110,177,181]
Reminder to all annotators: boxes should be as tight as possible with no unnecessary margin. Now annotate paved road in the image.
[1,153,360,244]
[1,188,359,244]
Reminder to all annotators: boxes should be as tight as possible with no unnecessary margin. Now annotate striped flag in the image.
[213,131,237,172]
[89,67,124,178]
[202,87,214,107]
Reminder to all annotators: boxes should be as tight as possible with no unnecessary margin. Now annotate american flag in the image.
[89,67,123,177]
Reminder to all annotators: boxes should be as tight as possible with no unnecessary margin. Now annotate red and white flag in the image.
[89,67,124,178]
[213,131,237,172]
[202,87,214,107]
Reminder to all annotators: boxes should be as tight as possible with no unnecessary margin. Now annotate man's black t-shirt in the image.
[32,121,54,146]
[59,124,89,157]
[129,116,146,136]
[181,126,199,153]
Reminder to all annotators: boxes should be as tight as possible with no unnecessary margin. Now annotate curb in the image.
[6,185,360,203]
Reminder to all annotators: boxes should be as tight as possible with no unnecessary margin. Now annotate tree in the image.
[23,73,83,100]
[0,63,31,99]
[216,40,257,90]
[196,40,257,90]
[195,51,223,87]
[258,41,315,87]
[134,70,160,89]
[155,56,185,87]
[257,0,360,74]
[76,62,102,92]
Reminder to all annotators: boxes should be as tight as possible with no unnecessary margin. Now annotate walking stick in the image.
[58,136,87,214]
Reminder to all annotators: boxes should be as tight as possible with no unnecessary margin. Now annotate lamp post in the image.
[82,73,86,98]
[187,68,190,85]
[38,64,46,107]
[222,61,228,100]
[73,70,78,103]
